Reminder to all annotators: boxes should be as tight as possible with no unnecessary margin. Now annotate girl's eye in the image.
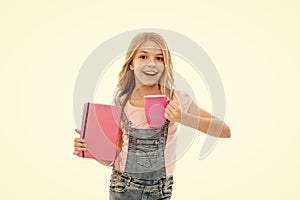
[139,55,147,59]
[156,57,163,61]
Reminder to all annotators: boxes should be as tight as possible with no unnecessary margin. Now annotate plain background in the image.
[1,0,299,199]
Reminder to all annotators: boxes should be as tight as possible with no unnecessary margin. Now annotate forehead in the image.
[137,40,163,54]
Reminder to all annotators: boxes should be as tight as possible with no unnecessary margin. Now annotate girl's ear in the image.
[129,64,134,70]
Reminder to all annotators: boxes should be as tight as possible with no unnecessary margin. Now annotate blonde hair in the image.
[117,32,175,107]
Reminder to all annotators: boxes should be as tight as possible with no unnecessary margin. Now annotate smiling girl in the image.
[73,32,231,200]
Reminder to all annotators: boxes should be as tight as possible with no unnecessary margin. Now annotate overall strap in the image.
[160,119,170,144]
[114,95,132,132]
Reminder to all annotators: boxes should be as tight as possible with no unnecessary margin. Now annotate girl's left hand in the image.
[165,101,182,123]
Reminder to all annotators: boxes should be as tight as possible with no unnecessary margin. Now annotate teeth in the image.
[145,71,156,75]
[143,71,157,76]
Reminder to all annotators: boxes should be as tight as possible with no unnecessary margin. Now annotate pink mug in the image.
[144,95,170,126]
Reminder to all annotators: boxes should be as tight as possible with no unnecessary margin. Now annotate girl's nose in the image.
[148,57,157,66]
[147,62,156,67]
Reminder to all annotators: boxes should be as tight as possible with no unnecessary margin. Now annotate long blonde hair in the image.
[117,32,175,107]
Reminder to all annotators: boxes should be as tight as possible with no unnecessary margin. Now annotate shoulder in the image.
[112,94,127,106]
[173,90,193,112]
[173,90,192,102]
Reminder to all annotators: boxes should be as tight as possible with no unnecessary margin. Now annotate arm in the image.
[165,101,231,138]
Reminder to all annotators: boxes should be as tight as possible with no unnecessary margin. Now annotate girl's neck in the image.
[132,84,161,98]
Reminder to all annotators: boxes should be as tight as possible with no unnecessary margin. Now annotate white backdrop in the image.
[1,0,299,199]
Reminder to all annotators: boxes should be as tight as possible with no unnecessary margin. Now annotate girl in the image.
[73,32,231,200]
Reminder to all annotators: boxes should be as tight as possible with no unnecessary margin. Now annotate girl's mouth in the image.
[143,71,158,76]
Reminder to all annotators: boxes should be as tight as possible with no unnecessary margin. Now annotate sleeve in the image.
[174,90,193,113]
[111,95,119,106]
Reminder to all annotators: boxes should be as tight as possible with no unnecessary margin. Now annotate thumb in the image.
[75,129,81,134]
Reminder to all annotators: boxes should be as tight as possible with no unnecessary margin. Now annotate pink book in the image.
[78,102,122,161]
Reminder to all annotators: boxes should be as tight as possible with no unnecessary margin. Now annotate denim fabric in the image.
[110,96,174,200]
[109,170,174,200]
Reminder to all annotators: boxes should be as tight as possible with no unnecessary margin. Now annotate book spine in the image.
[82,102,90,158]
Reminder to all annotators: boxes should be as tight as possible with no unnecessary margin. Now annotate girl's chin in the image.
[136,81,158,87]
[141,82,158,87]
[135,77,160,87]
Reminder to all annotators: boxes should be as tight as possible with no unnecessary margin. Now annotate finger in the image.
[164,111,171,120]
[165,108,171,118]
[74,138,85,143]
[73,151,81,155]
[74,142,86,148]
[169,101,181,111]
[167,101,176,109]
[73,150,85,155]
[165,106,175,116]
[75,129,81,134]
[166,103,176,113]
[74,147,87,152]
[74,148,86,153]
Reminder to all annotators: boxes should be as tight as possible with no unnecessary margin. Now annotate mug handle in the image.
[164,99,171,108]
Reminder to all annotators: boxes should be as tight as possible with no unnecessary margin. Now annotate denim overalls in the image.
[109,97,174,200]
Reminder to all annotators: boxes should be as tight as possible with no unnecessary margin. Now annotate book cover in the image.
[78,102,122,161]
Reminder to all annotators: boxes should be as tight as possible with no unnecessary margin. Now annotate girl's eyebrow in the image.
[137,50,163,56]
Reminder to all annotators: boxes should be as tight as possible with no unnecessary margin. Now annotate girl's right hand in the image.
[73,129,87,155]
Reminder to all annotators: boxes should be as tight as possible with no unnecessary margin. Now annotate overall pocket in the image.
[162,176,174,197]
[135,138,159,168]
[136,150,159,168]
[109,174,127,193]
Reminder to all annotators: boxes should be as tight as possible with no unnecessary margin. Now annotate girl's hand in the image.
[164,101,182,123]
[73,129,87,155]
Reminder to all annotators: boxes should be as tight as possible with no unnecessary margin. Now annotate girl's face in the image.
[130,40,165,87]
